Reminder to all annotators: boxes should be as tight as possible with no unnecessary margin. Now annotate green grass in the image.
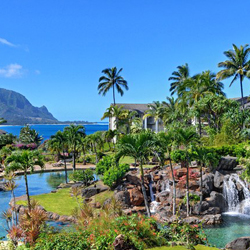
[147,245,219,250]
[16,187,114,215]
[16,188,81,216]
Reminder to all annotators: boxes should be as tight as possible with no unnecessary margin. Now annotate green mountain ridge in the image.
[0,88,58,125]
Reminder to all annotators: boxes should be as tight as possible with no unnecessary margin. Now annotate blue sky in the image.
[1,0,250,121]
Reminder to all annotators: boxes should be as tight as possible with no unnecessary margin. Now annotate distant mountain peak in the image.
[0,88,58,125]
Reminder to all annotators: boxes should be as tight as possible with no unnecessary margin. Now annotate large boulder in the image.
[202,214,222,225]
[128,187,144,206]
[214,171,225,189]
[225,237,250,250]
[125,172,141,186]
[217,156,237,171]
[115,191,131,207]
[206,191,228,212]
[82,186,108,198]
[201,173,214,197]
[113,234,137,250]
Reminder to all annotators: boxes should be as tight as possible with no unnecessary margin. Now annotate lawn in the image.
[16,188,114,216]
[147,245,219,250]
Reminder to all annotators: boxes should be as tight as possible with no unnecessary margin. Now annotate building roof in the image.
[115,103,150,114]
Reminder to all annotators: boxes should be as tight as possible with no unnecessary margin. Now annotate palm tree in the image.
[48,130,69,183]
[117,131,156,217]
[173,127,199,217]
[98,67,128,105]
[156,131,177,215]
[87,131,104,163]
[169,63,190,96]
[5,150,44,211]
[64,125,85,171]
[217,44,250,110]
[143,101,165,133]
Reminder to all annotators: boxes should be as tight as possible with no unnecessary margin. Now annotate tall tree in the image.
[98,67,128,105]
[217,44,250,109]
[156,131,177,215]
[5,150,44,211]
[169,63,190,96]
[117,131,156,217]
[48,130,69,183]
[64,125,85,171]
[173,127,199,217]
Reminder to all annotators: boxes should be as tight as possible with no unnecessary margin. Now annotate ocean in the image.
[0,124,109,141]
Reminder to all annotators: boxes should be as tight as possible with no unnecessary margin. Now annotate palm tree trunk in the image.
[63,154,68,183]
[24,172,31,211]
[12,190,18,225]
[169,158,176,216]
[240,75,245,110]
[186,160,190,217]
[72,153,76,171]
[140,161,151,217]
[113,84,116,106]
[198,115,202,138]
[199,165,203,214]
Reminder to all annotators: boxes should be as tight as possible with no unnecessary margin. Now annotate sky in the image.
[1,0,250,122]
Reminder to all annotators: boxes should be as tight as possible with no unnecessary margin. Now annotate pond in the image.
[204,213,250,248]
[0,171,70,239]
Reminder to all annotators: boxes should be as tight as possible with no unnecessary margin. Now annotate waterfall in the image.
[161,179,170,192]
[223,174,250,215]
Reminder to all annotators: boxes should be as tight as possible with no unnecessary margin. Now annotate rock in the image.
[201,173,214,197]
[115,191,131,207]
[217,156,237,171]
[176,168,187,178]
[202,214,222,225]
[102,198,112,208]
[113,234,136,250]
[214,171,224,189]
[201,207,221,215]
[175,189,186,199]
[82,186,108,198]
[183,216,199,224]
[125,172,141,186]
[225,237,250,250]
[128,187,144,206]
[206,191,228,212]
[189,180,199,191]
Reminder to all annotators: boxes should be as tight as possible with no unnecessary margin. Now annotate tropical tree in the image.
[48,130,69,183]
[87,131,104,163]
[143,101,165,133]
[169,63,190,96]
[5,150,44,211]
[104,129,117,151]
[172,127,199,217]
[64,125,85,171]
[156,131,177,215]
[217,44,250,109]
[98,67,128,105]
[117,131,156,217]
[19,125,43,145]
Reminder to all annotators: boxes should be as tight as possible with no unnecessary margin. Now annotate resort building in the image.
[109,103,164,133]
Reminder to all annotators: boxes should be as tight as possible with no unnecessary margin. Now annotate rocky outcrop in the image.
[114,191,131,207]
[128,187,144,206]
[214,171,224,189]
[206,191,228,212]
[225,237,250,250]
[217,156,237,171]
[82,185,108,198]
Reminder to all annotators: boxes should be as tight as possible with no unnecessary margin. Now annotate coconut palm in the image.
[98,67,128,105]
[156,131,177,215]
[87,131,104,163]
[217,44,250,109]
[143,101,165,133]
[173,127,199,217]
[169,63,190,96]
[117,131,156,217]
[5,150,44,211]
[64,125,85,171]
[48,130,69,183]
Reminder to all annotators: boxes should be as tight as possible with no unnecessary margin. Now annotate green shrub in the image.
[96,155,115,175]
[33,232,90,250]
[69,169,94,185]
[103,163,130,188]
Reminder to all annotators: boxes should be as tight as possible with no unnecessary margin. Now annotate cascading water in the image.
[149,173,155,202]
[223,174,250,215]
[161,179,170,192]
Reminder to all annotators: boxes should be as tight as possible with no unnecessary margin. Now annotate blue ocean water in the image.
[0,124,108,141]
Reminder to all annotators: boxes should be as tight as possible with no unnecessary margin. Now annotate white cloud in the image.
[0,38,16,47]
[0,64,24,78]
